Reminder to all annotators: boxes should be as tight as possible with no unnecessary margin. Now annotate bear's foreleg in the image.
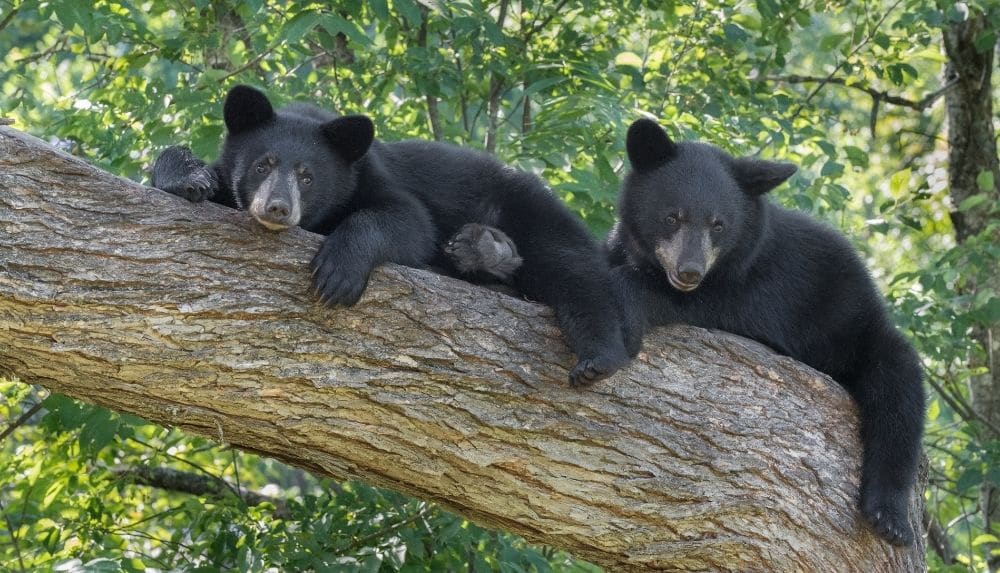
[311,197,435,307]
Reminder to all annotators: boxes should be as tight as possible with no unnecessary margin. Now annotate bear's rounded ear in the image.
[321,115,375,163]
[223,85,275,135]
[626,118,677,171]
[731,157,797,196]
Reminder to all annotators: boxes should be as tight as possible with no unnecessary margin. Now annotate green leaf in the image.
[972,534,1000,547]
[820,160,844,178]
[41,394,88,431]
[723,23,748,43]
[79,408,120,454]
[959,193,990,212]
[844,146,868,168]
[976,169,995,192]
[890,168,911,195]
[946,3,969,23]
[614,51,643,69]
[369,0,390,21]
[282,10,322,44]
[522,77,564,100]
[819,33,849,51]
[395,0,422,27]
[319,13,372,46]
[956,467,983,492]
[974,30,997,54]
[927,399,940,421]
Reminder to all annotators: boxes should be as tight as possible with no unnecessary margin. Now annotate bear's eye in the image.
[255,163,268,174]
[301,175,313,186]
[664,215,678,226]
[712,222,725,234]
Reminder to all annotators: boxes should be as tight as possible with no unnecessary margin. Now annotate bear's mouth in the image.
[251,214,292,232]
[667,270,700,292]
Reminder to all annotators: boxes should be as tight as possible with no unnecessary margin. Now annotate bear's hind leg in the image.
[500,214,629,387]
[855,332,925,546]
[444,223,523,282]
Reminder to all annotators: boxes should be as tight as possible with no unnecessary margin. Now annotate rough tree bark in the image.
[943,15,1000,572]
[0,127,925,571]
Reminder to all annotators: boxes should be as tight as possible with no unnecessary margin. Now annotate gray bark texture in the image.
[943,14,1000,571]
[0,127,926,571]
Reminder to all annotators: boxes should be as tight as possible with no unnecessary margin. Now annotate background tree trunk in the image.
[0,127,925,571]
[943,15,1000,571]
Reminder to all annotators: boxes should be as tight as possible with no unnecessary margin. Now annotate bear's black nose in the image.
[266,200,290,219]
[678,269,703,285]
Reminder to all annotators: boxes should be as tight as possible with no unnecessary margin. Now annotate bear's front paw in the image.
[445,223,522,282]
[151,146,218,203]
[568,348,630,388]
[861,483,914,546]
[310,243,372,308]
[160,167,218,202]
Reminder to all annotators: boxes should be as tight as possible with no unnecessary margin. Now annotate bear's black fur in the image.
[151,85,629,387]
[605,118,925,546]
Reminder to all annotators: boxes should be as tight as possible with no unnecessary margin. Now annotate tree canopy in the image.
[1,0,998,571]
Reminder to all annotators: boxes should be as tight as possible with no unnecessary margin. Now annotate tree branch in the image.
[417,6,443,141]
[0,401,45,441]
[112,465,291,518]
[0,5,19,34]
[766,74,959,112]
[0,126,925,571]
[484,0,510,153]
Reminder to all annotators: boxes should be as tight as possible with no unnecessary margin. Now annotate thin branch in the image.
[127,436,245,501]
[765,74,959,111]
[790,0,905,122]
[0,497,25,572]
[13,37,68,66]
[924,368,1000,436]
[348,504,431,551]
[0,5,19,34]
[524,0,570,43]
[112,465,290,518]
[485,0,510,153]
[754,0,907,155]
[923,508,956,565]
[0,401,44,442]
[521,80,531,135]
[417,6,443,141]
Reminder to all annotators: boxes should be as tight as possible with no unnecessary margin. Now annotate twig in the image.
[0,497,25,572]
[524,0,570,43]
[0,402,44,441]
[923,509,956,565]
[755,0,906,154]
[0,5,19,34]
[348,504,431,550]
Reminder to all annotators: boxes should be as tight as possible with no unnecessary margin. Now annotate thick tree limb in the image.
[0,127,925,571]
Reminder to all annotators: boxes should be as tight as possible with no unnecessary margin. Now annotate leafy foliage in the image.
[1,0,998,570]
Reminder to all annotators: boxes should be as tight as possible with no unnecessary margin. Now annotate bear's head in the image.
[219,85,374,233]
[619,118,796,292]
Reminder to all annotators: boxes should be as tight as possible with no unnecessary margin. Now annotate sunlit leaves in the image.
[1,0,997,570]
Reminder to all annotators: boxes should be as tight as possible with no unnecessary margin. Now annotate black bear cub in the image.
[605,118,925,546]
[151,85,629,386]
